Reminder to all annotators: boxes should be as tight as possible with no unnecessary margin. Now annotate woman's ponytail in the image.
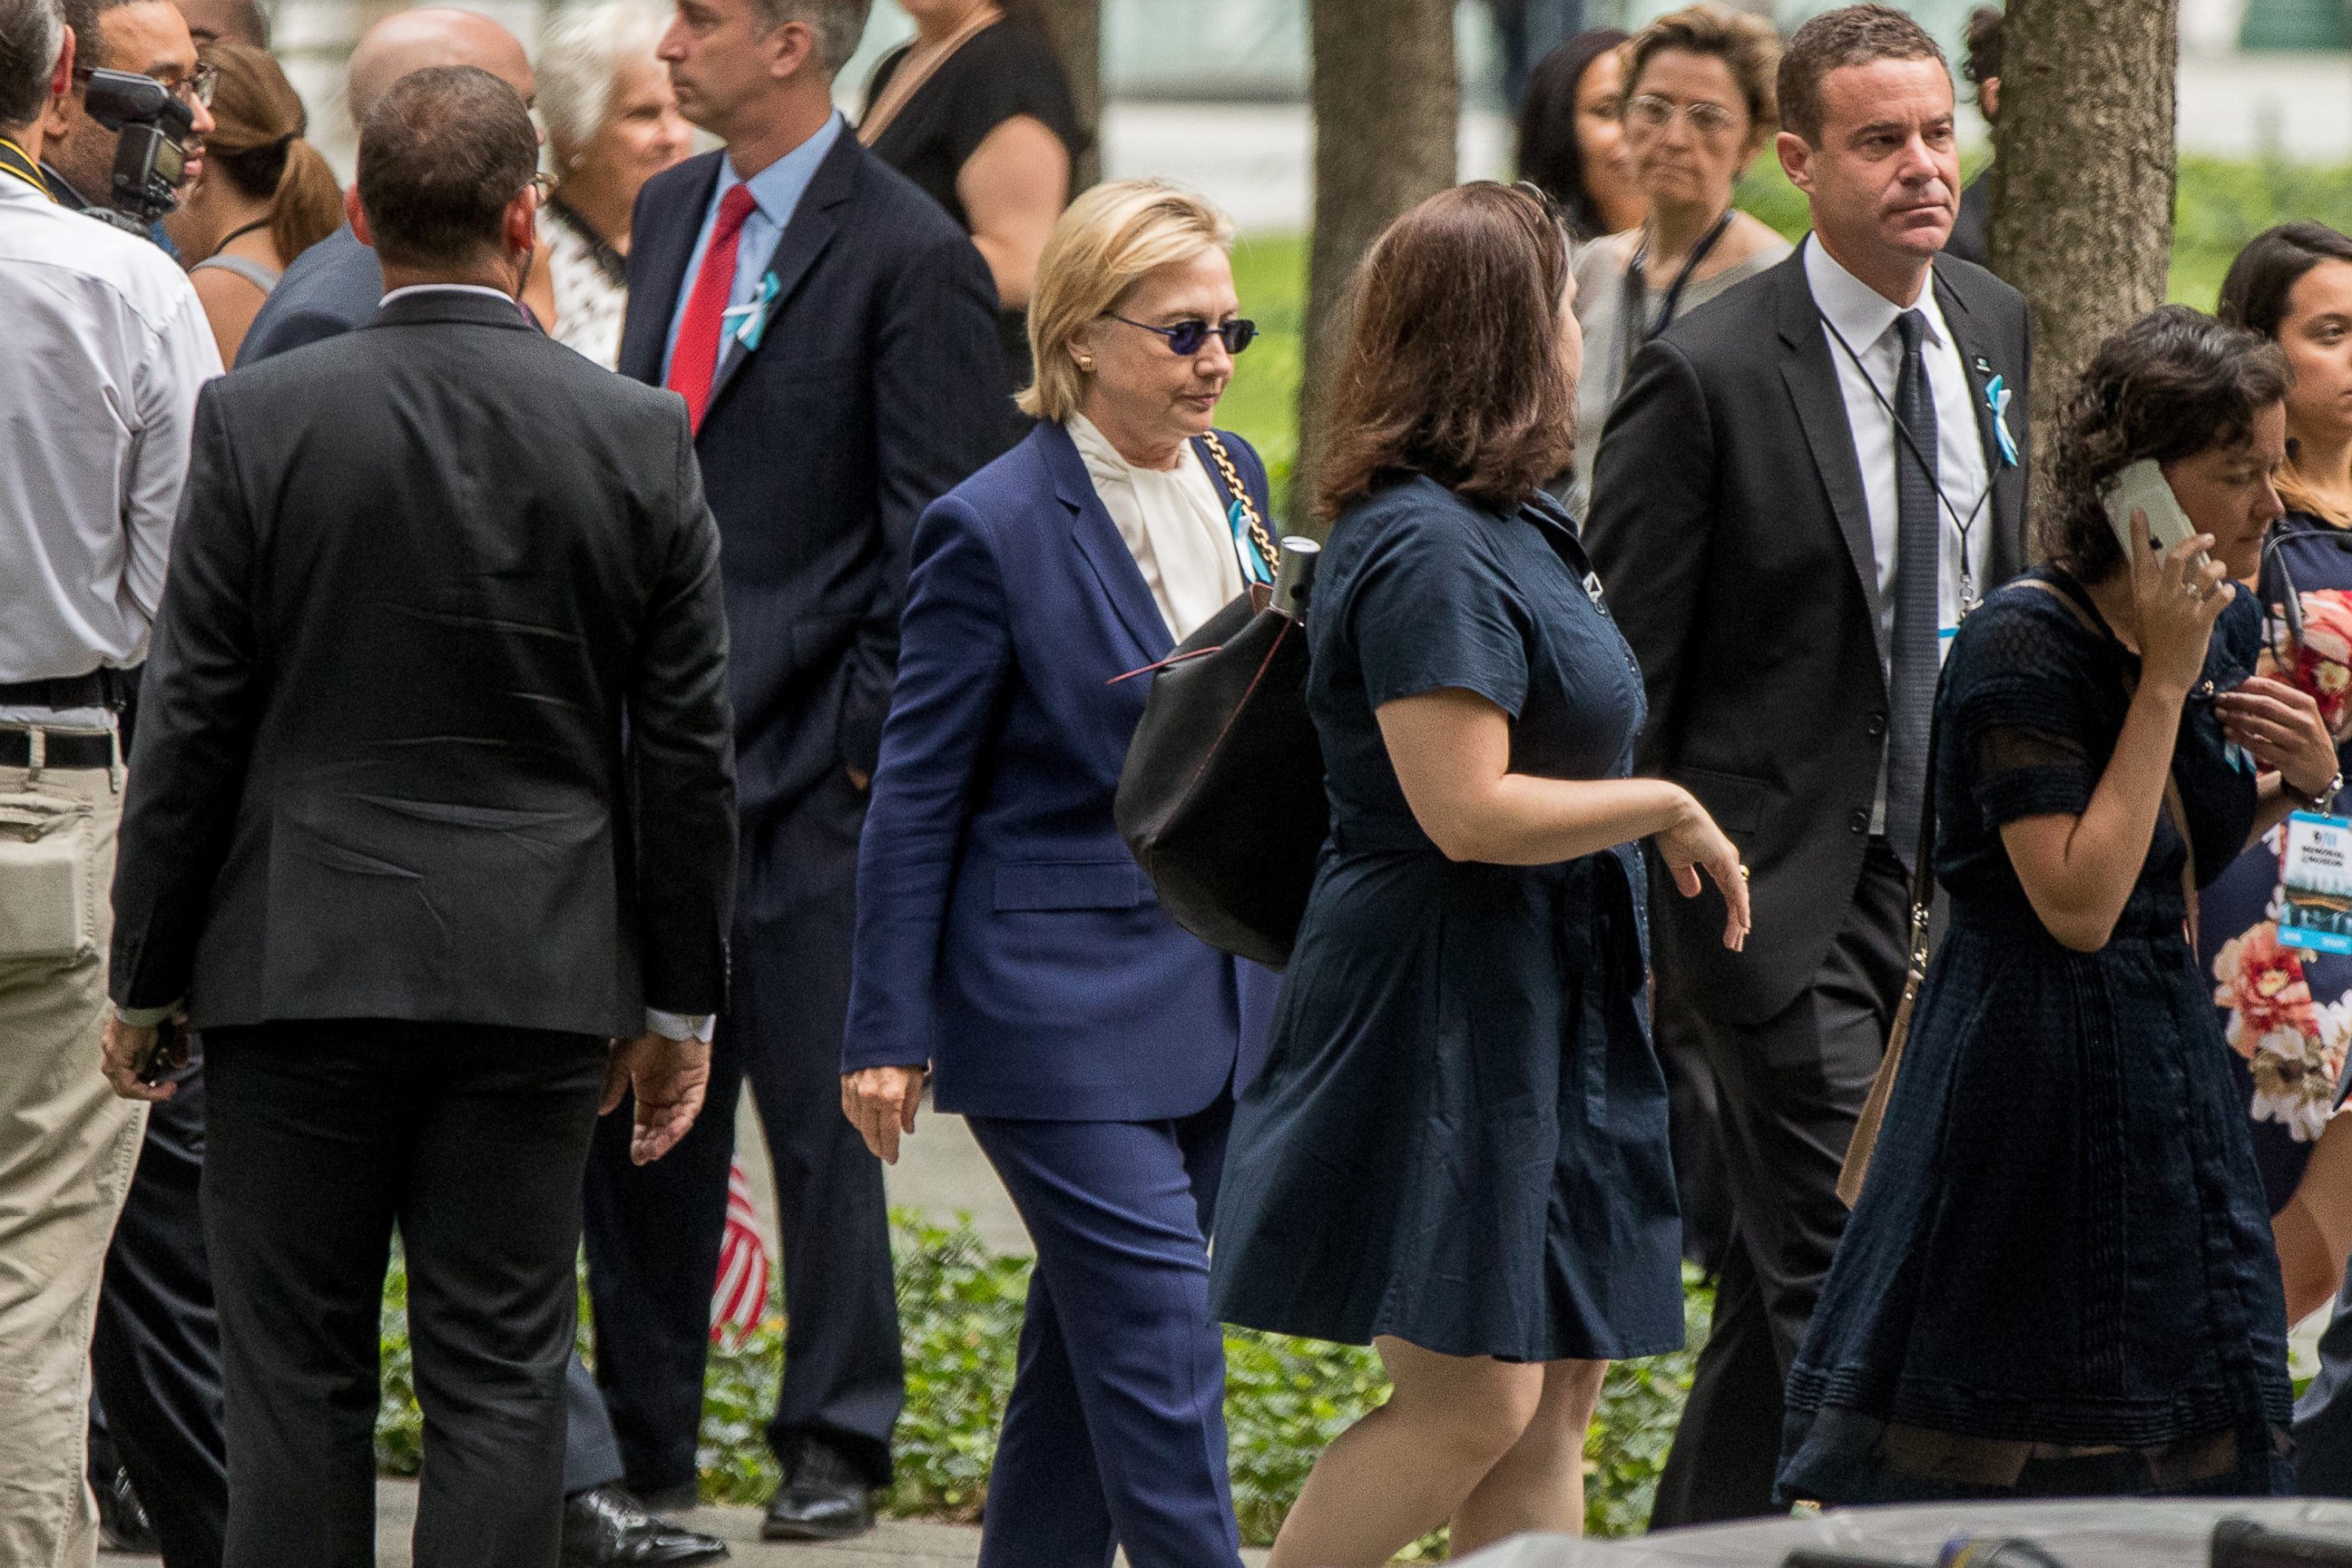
[270,137,342,264]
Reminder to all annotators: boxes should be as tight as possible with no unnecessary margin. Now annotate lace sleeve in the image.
[1947,596,2101,828]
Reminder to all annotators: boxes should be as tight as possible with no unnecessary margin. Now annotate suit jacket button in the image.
[1866,713,1886,739]
[1849,808,1870,834]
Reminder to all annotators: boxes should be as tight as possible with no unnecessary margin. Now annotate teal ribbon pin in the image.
[1984,373,2019,467]
[723,271,781,353]
[1228,499,1272,585]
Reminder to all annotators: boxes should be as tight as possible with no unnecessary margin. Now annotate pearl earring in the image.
[1077,354,1094,372]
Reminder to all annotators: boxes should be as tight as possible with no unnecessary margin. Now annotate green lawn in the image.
[1214,155,2352,524]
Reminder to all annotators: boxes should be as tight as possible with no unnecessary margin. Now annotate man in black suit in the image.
[100,66,736,1568]
[605,0,1006,1540]
[1583,4,2031,1526]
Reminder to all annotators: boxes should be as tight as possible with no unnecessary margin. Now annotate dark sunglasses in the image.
[1108,314,1258,356]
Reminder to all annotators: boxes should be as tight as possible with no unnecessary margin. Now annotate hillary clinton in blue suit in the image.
[840,182,1277,1568]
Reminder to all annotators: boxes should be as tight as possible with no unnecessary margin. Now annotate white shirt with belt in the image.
[0,171,220,727]
[1804,235,1992,832]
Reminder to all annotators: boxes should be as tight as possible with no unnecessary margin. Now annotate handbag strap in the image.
[2009,576,2202,948]
[1200,431,1278,578]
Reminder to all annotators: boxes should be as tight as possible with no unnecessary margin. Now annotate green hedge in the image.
[375,1212,1710,1547]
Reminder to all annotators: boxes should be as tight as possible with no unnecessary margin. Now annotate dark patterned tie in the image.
[1886,309,1938,868]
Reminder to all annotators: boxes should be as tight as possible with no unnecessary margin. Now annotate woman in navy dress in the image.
[1209,182,1749,1567]
[1779,308,2340,1506]
[840,181,1279,1568]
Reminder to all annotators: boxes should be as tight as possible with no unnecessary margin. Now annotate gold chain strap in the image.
[1200,431,1278,576]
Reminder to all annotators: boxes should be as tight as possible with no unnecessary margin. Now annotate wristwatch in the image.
[2285,769,2346,812]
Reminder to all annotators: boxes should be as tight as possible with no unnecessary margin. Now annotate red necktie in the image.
[666,183,758,433]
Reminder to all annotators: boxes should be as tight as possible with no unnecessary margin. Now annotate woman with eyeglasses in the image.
[163,44,339,364]
[839,180,1275,1568]
[1564,3,1788,505]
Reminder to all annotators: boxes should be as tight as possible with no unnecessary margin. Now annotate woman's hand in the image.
[1656,790,1750,952]
[2220,674,2339,800]
[842,1064,927,1163]
[2130,522,2233,697]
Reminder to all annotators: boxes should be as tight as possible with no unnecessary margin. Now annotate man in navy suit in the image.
[605,0,1007,1539]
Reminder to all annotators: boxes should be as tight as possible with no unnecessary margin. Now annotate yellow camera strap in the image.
[0,136,52,201]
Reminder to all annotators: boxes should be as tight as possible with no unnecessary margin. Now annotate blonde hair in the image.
[1021,179,1236,423]
[538,0,670,160]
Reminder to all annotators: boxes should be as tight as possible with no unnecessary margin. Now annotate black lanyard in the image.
[1818,303,1991,616]
[0,137,50,201]
[1621,209,1734,375]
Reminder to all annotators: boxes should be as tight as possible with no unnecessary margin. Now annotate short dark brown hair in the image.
[1778,3,1946,146]
[356,65,538,270]
[2044,306,2289,580]
[1315,182,1574,526]
[1624,4,1779,141]
[2219,221,2352,343]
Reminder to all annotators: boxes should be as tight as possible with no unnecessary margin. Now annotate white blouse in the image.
[1067,412,1244,642]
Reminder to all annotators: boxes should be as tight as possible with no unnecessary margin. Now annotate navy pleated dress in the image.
[1779,569,2295,1504]
[1208,476,1686,1363]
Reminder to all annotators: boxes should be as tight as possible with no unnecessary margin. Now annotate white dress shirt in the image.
[1805,236,1993,833]
[1068,412,1245,642]
[0,174,220,728]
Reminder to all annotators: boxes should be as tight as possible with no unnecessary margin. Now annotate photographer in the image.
[0,0,219,1562]
[36,0,209,226]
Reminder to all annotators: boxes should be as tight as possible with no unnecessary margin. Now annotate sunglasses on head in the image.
[1108,315,1258,356]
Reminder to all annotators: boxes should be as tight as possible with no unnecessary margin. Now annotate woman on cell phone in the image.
[1779,307,2337,1505]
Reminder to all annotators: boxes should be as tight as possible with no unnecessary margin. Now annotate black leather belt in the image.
[0,671,116,709]
[0,729,114,769]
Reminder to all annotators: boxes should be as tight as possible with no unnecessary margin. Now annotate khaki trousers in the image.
[0,752,145,1568]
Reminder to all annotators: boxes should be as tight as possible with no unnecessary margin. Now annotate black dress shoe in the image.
[561,1485,729,1566]
[760,1443,874,1542]
[93,1458,160,1555]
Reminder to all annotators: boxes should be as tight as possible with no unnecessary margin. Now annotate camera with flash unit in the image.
[82,68,194,230]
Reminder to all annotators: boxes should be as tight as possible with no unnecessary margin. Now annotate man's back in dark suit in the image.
[106,71,734,1566]
[1582,13,2032,1525]
[595,99,1007,1521]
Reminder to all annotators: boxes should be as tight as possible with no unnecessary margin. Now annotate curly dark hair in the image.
[2043,305,2289,581]
[1315,182,1575,526]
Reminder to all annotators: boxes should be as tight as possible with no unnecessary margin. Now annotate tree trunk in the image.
[1030,0,1102,191]
[1988,0,2179,527]
[1293,0,1457,524]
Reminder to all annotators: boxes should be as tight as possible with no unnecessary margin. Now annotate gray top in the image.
[191,252,280,295]
[1566,227,1790,508]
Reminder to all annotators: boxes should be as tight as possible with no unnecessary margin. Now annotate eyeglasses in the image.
[1107,315,1258,357]
[75,61,217,108]
[1624,93,1743,139]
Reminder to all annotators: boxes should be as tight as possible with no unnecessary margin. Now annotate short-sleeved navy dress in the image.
[1207,476,1685,1363]
[1779,569,2294,1504]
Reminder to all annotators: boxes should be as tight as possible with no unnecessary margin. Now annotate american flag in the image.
[710,1157,771,1344]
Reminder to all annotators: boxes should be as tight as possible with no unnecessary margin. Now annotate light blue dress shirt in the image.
[659,111,846,389]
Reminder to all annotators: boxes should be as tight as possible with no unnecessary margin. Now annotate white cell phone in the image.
[2102,457,2202,565]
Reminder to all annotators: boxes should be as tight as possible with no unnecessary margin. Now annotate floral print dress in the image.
[2200,509,2352,1210]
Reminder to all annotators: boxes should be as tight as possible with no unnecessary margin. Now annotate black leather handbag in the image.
[1113,447,1326,970]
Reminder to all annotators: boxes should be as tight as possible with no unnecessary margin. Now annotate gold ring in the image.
[1739,864,1751,879]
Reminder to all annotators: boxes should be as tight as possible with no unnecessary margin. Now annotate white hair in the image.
[0,0,64,127]
[536,0,670,158]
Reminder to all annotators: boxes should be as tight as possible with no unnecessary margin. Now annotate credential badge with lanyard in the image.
[2279,810,2352,956]
[1817,301,1996,634]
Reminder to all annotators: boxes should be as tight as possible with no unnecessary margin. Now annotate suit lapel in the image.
[1936,268,2028,586]
[1775,252,1880,641]
[1042,422,1174,662]
[701,134,858,419]
[620,152,720,386]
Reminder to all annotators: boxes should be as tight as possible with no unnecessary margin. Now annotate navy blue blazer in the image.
[619,136,1009,829]
[235,224,382,367]
[844,421,1279,1122]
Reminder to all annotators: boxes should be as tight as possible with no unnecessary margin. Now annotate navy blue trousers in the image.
[965,1100,1241,1568]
